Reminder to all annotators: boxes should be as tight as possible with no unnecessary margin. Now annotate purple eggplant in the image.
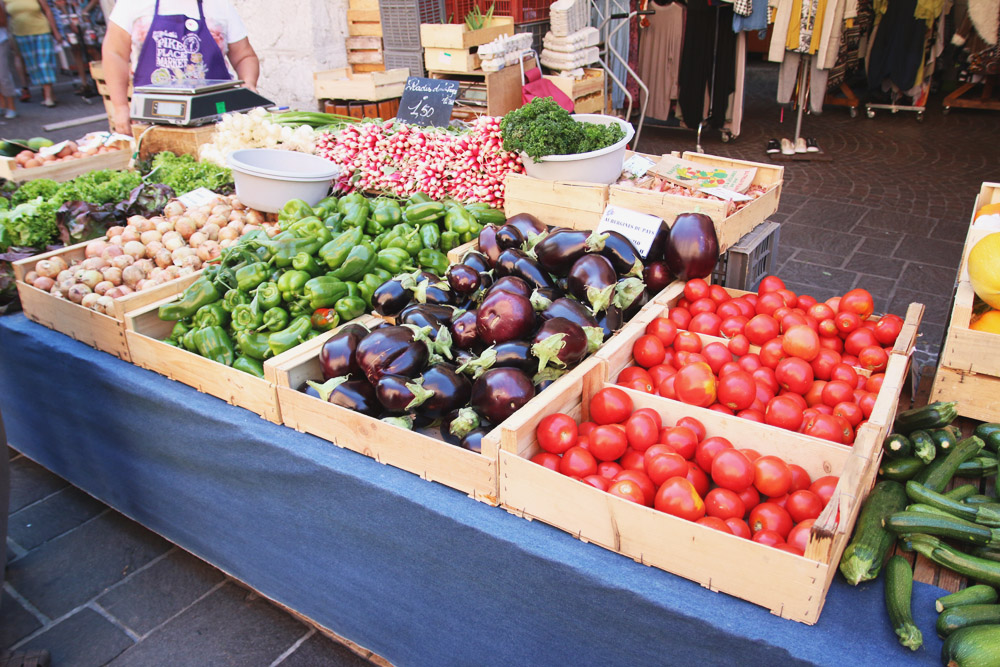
[375,373,421,414]
[372,278,413,318]
[477,290,536,345]
[450,309,479,350]
[398,303,455,330]
[664,212,720,281]
[496,248,555,291]
[529,287,562,312]
[407,363,472,419]
[461,251,491,274]
[613,277,648,320]
[478,224,502,267]
[453,347,477,369]
[567,254,618,312]
[441,406,481,446]
[601,231,644,278]
[643,260,674,295]
[485,275,531,300]
[470,367,536,424]
[642,218,672,262]
[533,229,608,277]
[597,305,626,338]
[319,322,370,380]
[446,263,481,294]
[540,297,605,352]
[460,427,489,453]
[505,212,547,240]
[400,271,453,306]
[495,224,524,250]
[356,325,430,384]
[302,382,322,400]
[306,376,380,417]
[531,317,588,372]
[493,340,535,374]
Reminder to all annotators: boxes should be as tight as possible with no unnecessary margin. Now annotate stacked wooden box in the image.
[348,0,386,72]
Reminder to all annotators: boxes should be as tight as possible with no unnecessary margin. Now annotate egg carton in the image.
[549,0,590,37]
[542,27,599,53]
[478,32,534,58]
[540,46,600,70]
[481,57,505,72]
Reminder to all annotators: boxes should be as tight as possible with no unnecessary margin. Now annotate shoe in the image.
[5,109,16,119]
[806,137,820,153]
[19,89,30,102]
[780,138,795,155]
[794,137,808,153]
[765,138,780,154]
[41,100,56,108]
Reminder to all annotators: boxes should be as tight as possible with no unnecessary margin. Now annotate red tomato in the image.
[582,474,610,491]
[809,475,839,505]
[676,416,706,441]
[840,354,860,369]
[786,490,825,523]
[775,357,814,394]
[744,314,780,346]
[624,413,659,452]
[873,314,903,346]
[819,335,844,354]
[752,366,779,394]
[788,464,811,492]
[817,318,839,338]
[737,485,761,513]
[778,390,808,411]
[752,530,785,547]
[707,404,734,416]
[589,387,633,425]
[804,380,827,407]
[718,361,743,377]
[705,487,747,519]
[619,379,651,394]
[614,469,655,506]
[531,451,561,471]
[753,456,793,498]
[578,421,597,437]
[738,353,762,373]
[659,425,699,460]
[684,278,711,302]
[709,284,731,304]
[597,461,623,480]
[732,297,756,319]
[608,479,647,504]
[688,312,722,337]
[810,348,842,381]
[782,324,821,362]
[798,294,818,310]
[779,312,809,334]
[674,362,717,408]
[647,364,676,387]
[737,409,766,423]
[646,452,690,486]
[657,375,677,399]
[834,311,862,335]
[865,373,885,394]
[755,291,786,317]
[808,303,835,321]
[559,446,597,477]
[765,395,805,431]
[728,333,751,357]
[718,316,748,339]
[717,370,756,411]
[839,288,874,321]
[618,366,654,388]
[674,330,703,353]
[821,379,855,408]
[717,300,743,319]
[802,412,850,443]
[536,413,579,455]
[858,392,877,419]
[786,519,816,553]
[589,425,629,462]
[697,516,733,534]
[844,328,879,358]
[858,345,889,372]
[619,447,646,471]
[758,275,786,293]
[633,335,666,368]
[686,462,711,498]
[758,338,787,369]
[575,435,591,450]
[776,288,799,309]
[654,477,706,521]
[669,307,692,330]
[711,449,755,492]
[768,493,789,509]
[833,401,863,427]
[675,351,708,368]
[749,502,794,537]
[701,341,733,375]
[775,543,805,556]
[725,517,753,539]
[695,436,734,475]
[737,449,760,462]
[689,297,718,316]
[646,317,678,347]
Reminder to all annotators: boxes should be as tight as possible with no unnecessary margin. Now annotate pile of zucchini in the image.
[838,401,1000,664]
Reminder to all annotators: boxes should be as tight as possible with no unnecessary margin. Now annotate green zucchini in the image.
[880,456,926,482]
[839,480,909,585]
[946,484,981,501]
[972,546,1000,563]
[938,606,1000,638]
[911,429,938,464]
[937,586,999,613]
[975,422,1000,441]
[941,625,1000,667]
[910,535,1000,588]
[909,503,965,517]
[923,436,986,493]
[885,555,923,651]
[883,433,913,459]
[966,495,1000,506]
[932,427,960,455]
[986,432,1000,455]
[958,458,1000,478]
[894,400,958,435]
[883,511,998,546]
[906,481,1000,526]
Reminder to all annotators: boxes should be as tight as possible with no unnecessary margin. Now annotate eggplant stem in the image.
[587,283,616,313]
[584,230,610,253]
[448,407,480,439]
[307,376,349,402]
[531,333,567,373]
[404,377,435,410]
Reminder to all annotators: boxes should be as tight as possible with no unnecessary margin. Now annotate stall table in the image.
[0,313,947,666]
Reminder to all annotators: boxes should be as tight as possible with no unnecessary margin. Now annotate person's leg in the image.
[42,83,54,105]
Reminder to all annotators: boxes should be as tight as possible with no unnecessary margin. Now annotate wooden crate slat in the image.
[0,139,132,183]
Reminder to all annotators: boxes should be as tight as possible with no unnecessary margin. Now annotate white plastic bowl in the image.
[519,114,635,185]
[227,149,341,213]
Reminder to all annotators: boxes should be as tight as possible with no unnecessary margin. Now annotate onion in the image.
[177,266,195,276]
[106,226,125,238]
[242,224,261,234]
[179,255,202,270]
[50,283,64,297]
[104,286,124,299]
[81,257,108,272]
[56,269,74,283]
[140,229,162,245]
[188,209,208,228]
[33,276,55,291]
[164,265,181,280]
[171,247,196,264]
[135,258,156,273]
[81,292,101,310]
[212,204,232,218]
[127,215,149,229]
[35,259,57,278]
[48,256,69,275]
[135,279,154,291]
[109,235,124,246]
[123,240,147,259]
[96,295,115,314]
[231,197,246,210]
[85,240,107,258]
[175,217,197,239]
[188,231,207,247]
[24,270,38,284]
[101,266,123,285]
[120,227,140,243]
[68,283,92,303]
[201,222,221,241]
[101,245,124,261]
[245,209,264,225]
[155,219,174,235]
[219,238,235,249]
[110,254,134,271]
[94,280,115,295]
[218,226,239,242]
[145,240,164,257]
[163,200,185,218]
[154,249,173,268]
[80,270,103,289]
[122,264,146,288]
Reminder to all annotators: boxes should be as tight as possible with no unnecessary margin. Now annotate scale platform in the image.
[131,79,273,127]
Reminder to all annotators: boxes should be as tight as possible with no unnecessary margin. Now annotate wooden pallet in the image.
[348,9,382,37]
[347,36,384,66]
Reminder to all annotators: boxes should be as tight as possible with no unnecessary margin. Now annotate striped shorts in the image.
[14,33,57,86]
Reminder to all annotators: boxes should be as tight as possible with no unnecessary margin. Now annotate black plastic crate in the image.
[384,48,426,78]
[516,19,549,55]
[711,221,781,292]
[379,0,445,50]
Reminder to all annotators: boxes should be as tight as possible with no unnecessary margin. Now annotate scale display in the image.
[130,80,273,127]
[151,100,187,118]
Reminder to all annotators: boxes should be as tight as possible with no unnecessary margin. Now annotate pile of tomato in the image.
[619,276,905,445]
[533,387,839,556]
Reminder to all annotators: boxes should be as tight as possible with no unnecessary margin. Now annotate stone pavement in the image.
[3,60,1000,665]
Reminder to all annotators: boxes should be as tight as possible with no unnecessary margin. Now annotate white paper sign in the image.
[622,154,656,178]
[178,187,222,209]
[699,186,753,202]
[597,205,663,259]
[37,141,69,158]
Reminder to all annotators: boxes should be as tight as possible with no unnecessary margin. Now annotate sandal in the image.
[19,89,31,102]
[41,100,56,108]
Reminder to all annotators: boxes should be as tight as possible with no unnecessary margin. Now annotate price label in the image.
[597,205,664,260]
[622,154,656,178]
[396,77,460,128]
[699,186,753,202]
[178,187,221,208]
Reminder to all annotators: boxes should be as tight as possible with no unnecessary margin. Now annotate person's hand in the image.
[112,104,132,136]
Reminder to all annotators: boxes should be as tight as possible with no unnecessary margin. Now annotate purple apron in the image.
[133,0,231,86]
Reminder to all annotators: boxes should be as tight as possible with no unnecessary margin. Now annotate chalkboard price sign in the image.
[396,77,460,128]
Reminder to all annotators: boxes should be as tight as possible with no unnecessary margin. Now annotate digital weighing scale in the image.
[130,79,274,127]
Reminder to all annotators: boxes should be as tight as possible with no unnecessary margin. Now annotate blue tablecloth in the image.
[0,313,946,666]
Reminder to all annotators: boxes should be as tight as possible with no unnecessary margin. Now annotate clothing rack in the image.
[770,54,832,161]
[592,0,652,146]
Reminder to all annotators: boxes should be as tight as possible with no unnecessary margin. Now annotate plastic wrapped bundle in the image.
[543,27,600,53]
[549,0,590,37]
[540,46,600,70]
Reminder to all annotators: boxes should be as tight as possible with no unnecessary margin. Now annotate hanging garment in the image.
[637,1,685,120]
[677,0,737,128]
[733,0,769,31]
[866,0,929,91]
[827,0,874,88]
[777,51,832,110]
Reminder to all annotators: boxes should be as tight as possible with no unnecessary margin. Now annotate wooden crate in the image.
[543,68,605,114]
[446,238,479,264]
[503,172,610,230]
[90,60,131,132]
[349,0,380,10]
[12,242,202,362]
[348,9,383,36]
[428,57,531,118]
[420,17,514,49]
[0,139,133,183]
[608,152,785,253]
[324,98,400,121]
[347,36,384,65]
[314,68,408,102]
[930,182,1000,421]
[131,123,217,161]
[352,63,388,73]
[423,48,481,74]
[124,294,288,423]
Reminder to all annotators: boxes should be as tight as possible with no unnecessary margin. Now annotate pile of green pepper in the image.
[156,191,504,376]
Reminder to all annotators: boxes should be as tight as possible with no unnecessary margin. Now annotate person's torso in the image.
[6,0,51,36]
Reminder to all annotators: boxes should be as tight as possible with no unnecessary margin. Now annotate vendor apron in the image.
[133,0,231,86]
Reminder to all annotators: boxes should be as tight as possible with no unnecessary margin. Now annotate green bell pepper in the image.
[159,277,220,321]
[278,270,311,302]
[181,328,200,352]
[311,308,341,332]
[371,267,392,283]
[262,306,290,332]
[372,198,403,229]
[419,223,441,250]
[232,355,266,378]
[323,213,344,233]
[313,196,339,218]
[441,230,460,252]
[357,274,381,308]
[341,201,370,229]
[459,231,475,244]
[193,326,235,366]
[467,205,507,226]
[278,199,317,228]
[231,298,264,332]
[287,217,332,244]
[320,227,364,270]
[406,192,433,206]
[334,295,367,322]
[193,302,230,329]
[377,247,416,274]
[292,252,323,277]
[169,320,190,342]
[255,281,282,310]
[222,288,250,312]
[337,192,367,214]
[330,242,377,282]
[444,206,474,235]
[303,276,350,310]
[236,330,272,360]
[403,201,445,224]
[417,248,450,276]
[268,316,313,356]
[235,262,270,292]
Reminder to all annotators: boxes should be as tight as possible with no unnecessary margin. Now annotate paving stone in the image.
[4,511,171,619]
[7,456,67,514]
[784,198,869,230]
[792,249,846,269]
[774,259,858,295]
[848,252,907,280]
[0,589,42,648]
[890,288,954,341]
[97,548,226,636]
[107,582,307,667]
[892,234,965,269]
[852,209,936,236]
[18,607,134,667]
[778,222,861,259]
[8,486,107,551]
[896,264,959,300]
[853,275,896,314]
[279,632,374,667]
